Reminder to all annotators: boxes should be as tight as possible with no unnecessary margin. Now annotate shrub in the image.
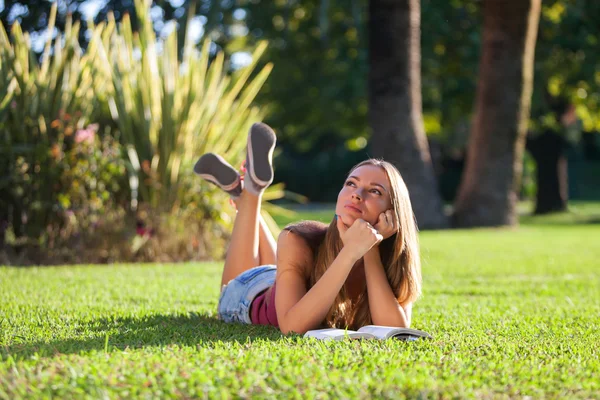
[0,7,101,248]
[86,0,273,212]
[0,1,283,264]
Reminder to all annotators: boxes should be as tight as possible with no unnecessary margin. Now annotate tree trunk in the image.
[369,0,448,229]
[452,0,541,227]
[526,131,568,214]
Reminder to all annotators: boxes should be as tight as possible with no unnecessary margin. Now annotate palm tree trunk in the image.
[453,0,541,227]
[369,0,447,229]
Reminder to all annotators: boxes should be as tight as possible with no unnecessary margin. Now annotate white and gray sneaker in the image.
[244,122,276,195]
[193,153,243,198]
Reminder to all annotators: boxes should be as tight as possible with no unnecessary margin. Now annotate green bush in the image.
[0,7,103,247]
[86,0,272,212]
[83,0,281,259]
[0,1,283,264]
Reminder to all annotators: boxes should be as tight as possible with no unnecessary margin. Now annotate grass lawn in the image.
[1,202,600,398]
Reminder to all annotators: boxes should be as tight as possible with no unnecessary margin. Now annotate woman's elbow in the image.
[278,316,309,335]
[279,326,300,335]
[279,322,306,335]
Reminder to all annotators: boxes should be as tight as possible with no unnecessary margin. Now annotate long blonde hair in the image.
[290,159,422,329]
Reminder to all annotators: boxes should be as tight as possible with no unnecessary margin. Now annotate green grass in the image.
[2,203,600,398]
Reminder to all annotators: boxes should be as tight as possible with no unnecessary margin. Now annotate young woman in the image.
[194,122,421,334]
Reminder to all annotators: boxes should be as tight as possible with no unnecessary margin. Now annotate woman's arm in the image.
[363,246,411,327]
[275,230,359,335]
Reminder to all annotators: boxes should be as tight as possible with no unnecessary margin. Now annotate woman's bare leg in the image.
[258,214,277,265]
[228,198,277,273]
[221,190,262,287]
[203,122,277,288]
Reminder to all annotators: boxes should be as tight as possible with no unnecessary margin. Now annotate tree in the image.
[241,0,368,154]
[526,0,600,213]
[453,0,542,227]
[527,131,569,214]
[368,0,448,229]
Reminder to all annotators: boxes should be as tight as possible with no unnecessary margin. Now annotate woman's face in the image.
[335,165,393,227]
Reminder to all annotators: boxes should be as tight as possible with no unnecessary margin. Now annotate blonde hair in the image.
[307,159,422,329]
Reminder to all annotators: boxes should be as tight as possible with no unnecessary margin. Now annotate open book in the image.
[304,325,432,341]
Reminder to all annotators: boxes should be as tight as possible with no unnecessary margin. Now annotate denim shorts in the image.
[217,265,277,324]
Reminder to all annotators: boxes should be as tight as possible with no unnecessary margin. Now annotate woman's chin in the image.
[337,210,375,226]
[338,213,359,226]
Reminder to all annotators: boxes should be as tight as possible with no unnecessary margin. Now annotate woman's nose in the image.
[352,190,363,200]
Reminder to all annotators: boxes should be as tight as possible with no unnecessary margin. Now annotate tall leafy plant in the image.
[0,6,98,242]
[87,0,274,213]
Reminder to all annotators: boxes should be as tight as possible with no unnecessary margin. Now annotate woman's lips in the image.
[344,205,362,214]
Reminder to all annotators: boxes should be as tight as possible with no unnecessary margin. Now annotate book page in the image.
[304,328,352,340]
[358,325,431,339]
[304,329,376,340]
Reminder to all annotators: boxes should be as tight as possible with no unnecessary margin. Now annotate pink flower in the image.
[75,128,95,144]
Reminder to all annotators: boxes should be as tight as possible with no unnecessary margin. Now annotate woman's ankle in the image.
[241,187,262,200]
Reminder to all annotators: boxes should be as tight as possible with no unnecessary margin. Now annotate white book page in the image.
[304,329,375,340]
[304,329,352,340]
[357,325,399,339]
[358,325,430,339]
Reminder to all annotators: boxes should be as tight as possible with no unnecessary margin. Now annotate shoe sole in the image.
[247,123,276,187]
[193,153,240,192]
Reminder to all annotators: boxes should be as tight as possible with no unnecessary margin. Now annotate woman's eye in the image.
[370,189,382,195]
[345,181,355,187]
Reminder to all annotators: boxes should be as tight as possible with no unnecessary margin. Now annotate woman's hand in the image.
[373,209,398,240]
[336,215,383,260]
